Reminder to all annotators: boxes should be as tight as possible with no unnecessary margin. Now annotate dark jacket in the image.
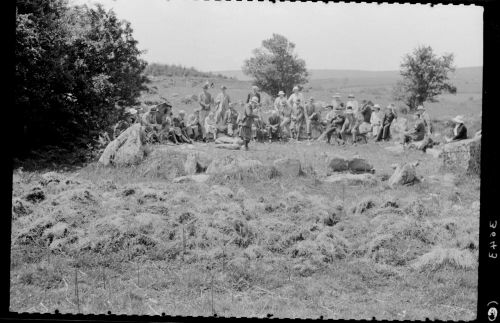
[382,111,396,126]
[246,92,261,103]
[452,123,467,141]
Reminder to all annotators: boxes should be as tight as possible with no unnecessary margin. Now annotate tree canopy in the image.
[242,34,308,98]
[393,45,456,110]
[16,0,148,153]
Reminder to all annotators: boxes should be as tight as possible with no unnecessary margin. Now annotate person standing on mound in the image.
[239,96,260,150]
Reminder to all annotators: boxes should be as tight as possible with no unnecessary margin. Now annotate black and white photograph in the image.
[11,0,484,320]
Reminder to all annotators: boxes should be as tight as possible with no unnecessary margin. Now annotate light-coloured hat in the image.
[252,85,259,91]
[128,108,137,115]
[373,104,380,109]
[251,96,259,104]
[293,86,299,91]
[348,94,355,98]
[278,91,285,95]
[332,93,341,98]
[178,110,186,115]
[452,115,465,123]
[417,105,425,111]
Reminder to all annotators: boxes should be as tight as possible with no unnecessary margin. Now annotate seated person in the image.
[225,103,239,136]
[172,116,193,144]
[445,115,468,142]
[339,106,358,144]
[402,111,426,145]
[142,107,163,143]
[177,110,191,139]
[159,113,179,145]
[204,111,217,141]
[186,110,202,140]
[318,106,345,144]
[267,110,281,142]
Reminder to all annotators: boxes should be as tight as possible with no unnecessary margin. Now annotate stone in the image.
[347,158,374,174]
[98,123,145,166]
[206,156,239,175]
[426,148,442,158]
[385,145,404,154]
[215,144,242,150]
[12,198,32,217]
[326,156,349,174]
[39,172,66,186]
[184,151,213,175]
[388,162,419,187]
[210,185,234,198]
[173,174,210,183]
[323,173,379,186]
[25,186,45,203]
[427,173,456,188]
[273,158,302,177]
[215,136,244,146]
[441,137,481,175]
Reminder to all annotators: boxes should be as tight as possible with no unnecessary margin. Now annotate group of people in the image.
[111,81,471,151]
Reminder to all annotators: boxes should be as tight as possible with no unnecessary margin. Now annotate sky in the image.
[70,0,483,72]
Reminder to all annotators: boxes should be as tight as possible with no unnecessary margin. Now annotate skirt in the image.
[239,125,252,141]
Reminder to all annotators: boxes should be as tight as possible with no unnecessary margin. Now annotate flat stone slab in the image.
[385,145,404,154]
[323,173,379,186]
[172,174,210,183]
[426,148,442,158]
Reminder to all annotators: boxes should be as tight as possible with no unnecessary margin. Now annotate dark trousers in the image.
[376,123,391,141]
[324,125,340,143]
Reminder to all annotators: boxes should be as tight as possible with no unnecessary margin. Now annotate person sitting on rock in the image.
[224,103,239,137]
[204,111,217,141]
[159,113,179,145]
[318,105,345,144]
[113,108,138,139]
[177,110,192,140]
[141,107,163,143]
[401,111,426,145]
[171,116,193,144]
[267,109,281,142]
[339,106,359,145]
[417,105,432,137]
[376,104,397,142]
[445,115,468,142]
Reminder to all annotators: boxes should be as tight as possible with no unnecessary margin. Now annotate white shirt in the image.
[288,92,304,107]
[346,100,359,113]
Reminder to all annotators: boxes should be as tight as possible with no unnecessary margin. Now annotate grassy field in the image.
[10,73,481,320]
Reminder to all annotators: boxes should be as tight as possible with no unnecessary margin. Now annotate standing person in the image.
[224,103,239,137]
[198,82,213,141]
[346,94,359,114]
[331,93,343,110]
[278,92,293,139]
[291,98,306,140]
[239,96,260,150]
[376,104,398,142]
[288,86,304,107]
[267,109,281,142]
[445,115,468,142]
[274,91,289,113]
[417,105,432,136]
[246,85,261,104]
[305,97,319,140]
[401,111,426,145]
[215,85,231,135]
[370,104,382,138]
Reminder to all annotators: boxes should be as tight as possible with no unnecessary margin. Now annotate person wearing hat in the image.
[417,105,432,136]
[305,97,320,140]
[445,115,467,142]
[360,100,373,124]
[239,96,260,150]
[215,85,231,135]
[331,93,343,110]
[370,104,383,138]
[267,109,282,142]
[401,110,426,145]
[346,94,359,114]
[199,82,213,141]
[318,105,345,144]
[375,104,398,142]
[177,110,192,142]
[339,105,358,144]
[288,86,304,107]
[246,85,261,104]
[274,91,289,113]
[112,108,138,139]
[290,98,306,140]
[204,111,218,142]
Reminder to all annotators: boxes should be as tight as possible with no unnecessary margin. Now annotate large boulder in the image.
[206,156,263,175]
[99,123,145,166]
[388,161,420,187]
[215,136,244,145]
[441,137,481,175]
[273,158,302,177]
[426,148,442,159]
[326,156,374,174]
[323,173,379,186]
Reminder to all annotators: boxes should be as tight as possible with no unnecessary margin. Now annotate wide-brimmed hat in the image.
[452,115,465,123]
[348,94,355,98]
[373,104,380,109]
[278,91,285,96]
[252,85,259,91]
[293,86,299,91]
[417,105,425,111]
[332,93,341,98]
[178,110,186,115]
[127,108,137,115]
[250,96,259,104]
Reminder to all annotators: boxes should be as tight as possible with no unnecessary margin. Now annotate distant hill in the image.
[144,63,233,79]
[214,66,482,93]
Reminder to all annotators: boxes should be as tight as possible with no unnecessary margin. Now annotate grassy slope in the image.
[10,73,481,319]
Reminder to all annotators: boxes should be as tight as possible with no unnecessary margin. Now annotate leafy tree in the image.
[242,34,308,98]
[393,45,456,110]
[15,0,147,154]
